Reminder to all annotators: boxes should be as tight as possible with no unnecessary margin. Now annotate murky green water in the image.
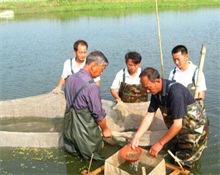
[0,145,121,175]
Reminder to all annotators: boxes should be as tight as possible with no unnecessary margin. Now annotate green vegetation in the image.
[0,0,220,14]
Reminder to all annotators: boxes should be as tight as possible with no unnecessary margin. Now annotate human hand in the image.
[102,127,112,138]
[52,87,61,94]
[149,141,163,157]
[115,98,121,103]
[130,137,139,150]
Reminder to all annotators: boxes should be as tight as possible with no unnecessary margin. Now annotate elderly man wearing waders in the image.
[131,67,208,168]
[63,51,112,160]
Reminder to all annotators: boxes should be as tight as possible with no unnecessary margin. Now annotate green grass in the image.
[0,0,220,14]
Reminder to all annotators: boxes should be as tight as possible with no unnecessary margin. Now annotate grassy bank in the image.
[0,0,220,14]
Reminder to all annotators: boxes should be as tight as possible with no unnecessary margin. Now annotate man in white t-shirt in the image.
[168,45,207,100]
[52,40,100,94]
[110,51,148,103]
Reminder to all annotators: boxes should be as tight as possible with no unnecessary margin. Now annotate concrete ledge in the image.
[0,92,66,118]
[0,131,63,147]
[0,93,167,148]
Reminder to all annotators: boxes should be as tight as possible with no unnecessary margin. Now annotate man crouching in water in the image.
[131,67,208,168]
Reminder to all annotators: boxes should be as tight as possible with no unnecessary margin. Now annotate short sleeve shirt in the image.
[168,61,207,92]
[61,58,100,82]
[148,79,195,119]
[110,67,142,92]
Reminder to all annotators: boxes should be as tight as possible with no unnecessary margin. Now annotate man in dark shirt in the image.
[131,67,207,168]
[63,51,112,160]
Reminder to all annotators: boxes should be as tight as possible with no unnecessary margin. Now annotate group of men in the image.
[52,40,208,168]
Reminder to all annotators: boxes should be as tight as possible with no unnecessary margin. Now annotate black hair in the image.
[125,51,142,64]
[73,40,88,51]
[171,45,188,55]
[139,67,160,82]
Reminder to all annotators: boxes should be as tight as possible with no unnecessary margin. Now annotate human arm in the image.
[110,70,123,103]
[97,117,112,138]
[149,118,182,157]
[131,112,155,149]
[95,81,100,86]
[198,91,205,100]
[110,88,121,103]
[52,77,65,94]
[52,59,70,94]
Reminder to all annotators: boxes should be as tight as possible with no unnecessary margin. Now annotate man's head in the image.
[73,40,88,63]
[125,51,142,75]
[139,67,162,95]
[171,45,189,71]
[85,51,109,78]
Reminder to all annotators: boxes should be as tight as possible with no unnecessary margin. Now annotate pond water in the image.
[0,7,220,175]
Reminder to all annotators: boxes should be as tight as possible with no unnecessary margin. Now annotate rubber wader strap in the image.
[70,58,74,74]
[122,68,125,83]
[192,67,198,86]
[72,80,94,103]
[171,67,177,81]
[65,79,94,106]
[165,82,177,107]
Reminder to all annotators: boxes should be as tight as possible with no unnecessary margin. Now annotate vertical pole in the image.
[155,0,165,78]
[88,153,94,172]
[194,44,206,99]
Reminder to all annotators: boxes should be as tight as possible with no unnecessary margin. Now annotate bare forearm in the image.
[159,122,181,146]
[97,117,108,130]
[52,77,66,94]
[131,112,154,149]
[57,78,65,88]
[198,91,205,100]
[134,112,154,139]
[110,89,121,102]
[97,117,112,138]
[149,118,182,157]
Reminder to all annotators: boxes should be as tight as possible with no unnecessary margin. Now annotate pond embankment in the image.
[0,0,220,15]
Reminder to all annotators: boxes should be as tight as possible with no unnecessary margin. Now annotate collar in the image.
[161,79,175,97]
[124,67,141,77]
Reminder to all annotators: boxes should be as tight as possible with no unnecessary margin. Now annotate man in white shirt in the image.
[168,45,207,100]
[110,51,148,103]
[52,40,100,94]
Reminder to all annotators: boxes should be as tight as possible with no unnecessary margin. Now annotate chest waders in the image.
[172,67,206,118]
[64,58,74,81]
[171,67,198,97]
[63,80,103,160]
[158,83,208,168]
[119,68,148,103]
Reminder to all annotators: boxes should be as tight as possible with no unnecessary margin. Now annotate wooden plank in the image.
[81,165,104,175]
[91,165,104,175]
[165,163,190,175]
[82,162,189,175]
[169,169,181,175]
